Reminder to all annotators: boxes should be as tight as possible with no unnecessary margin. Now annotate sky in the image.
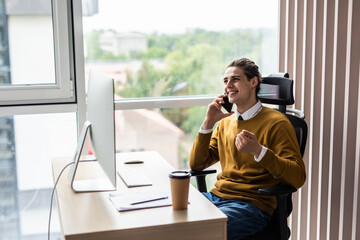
[82,0,278,34]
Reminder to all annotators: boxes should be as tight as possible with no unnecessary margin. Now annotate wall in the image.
[279,0,360,239]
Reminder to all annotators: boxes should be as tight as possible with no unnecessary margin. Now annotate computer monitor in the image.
[68,70,116,192]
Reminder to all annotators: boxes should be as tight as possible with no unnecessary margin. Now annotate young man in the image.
[189,58,306,240]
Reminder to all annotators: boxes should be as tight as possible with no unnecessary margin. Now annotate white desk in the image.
[52,151,227,240]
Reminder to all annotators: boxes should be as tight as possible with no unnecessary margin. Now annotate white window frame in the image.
[114,95,215,110]
[0,0,74,106]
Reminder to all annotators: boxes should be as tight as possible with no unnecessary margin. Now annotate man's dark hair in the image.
[227,58,262,97]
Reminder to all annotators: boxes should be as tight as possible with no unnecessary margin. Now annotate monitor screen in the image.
[68,70,116,192]
[87,70,116,188]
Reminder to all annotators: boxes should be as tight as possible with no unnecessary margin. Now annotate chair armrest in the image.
[258,184,297,196]
[286,108,305,119]
[190,168,217,193]
[190,169,217,177]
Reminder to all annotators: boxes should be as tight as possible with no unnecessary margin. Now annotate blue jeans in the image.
[202,192,270,240]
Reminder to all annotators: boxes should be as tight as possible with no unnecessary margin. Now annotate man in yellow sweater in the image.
[189,58,306,240]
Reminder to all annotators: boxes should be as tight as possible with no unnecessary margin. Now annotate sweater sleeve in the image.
[189,125,221,171]
[258,120,306,189]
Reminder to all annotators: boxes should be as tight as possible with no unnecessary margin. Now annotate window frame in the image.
[114,95,215,110]
[0,0,75,106]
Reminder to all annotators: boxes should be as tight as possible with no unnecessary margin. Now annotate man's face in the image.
[223,66,257,105]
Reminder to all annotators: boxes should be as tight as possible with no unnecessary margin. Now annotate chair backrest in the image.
[259,73,308,157]
[285,114,308,157]
[253,73,308,240]
[259,73,294,113]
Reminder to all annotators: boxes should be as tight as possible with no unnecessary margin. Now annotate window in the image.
[82,0,279,168]
[0,1,77,239]
[0,113,77,239]
[0,0,74,106]
[117,107,221,189]
[83,0,278,100]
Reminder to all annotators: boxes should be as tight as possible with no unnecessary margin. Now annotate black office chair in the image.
[190,73,308,240]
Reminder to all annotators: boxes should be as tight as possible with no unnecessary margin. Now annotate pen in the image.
[130,196,168,205]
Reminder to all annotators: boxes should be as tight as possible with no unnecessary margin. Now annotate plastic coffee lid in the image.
[169,170,191,179]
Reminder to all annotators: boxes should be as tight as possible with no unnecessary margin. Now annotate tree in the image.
[91,28,267,134]
[117,60,171,98]
[85,29,105,60]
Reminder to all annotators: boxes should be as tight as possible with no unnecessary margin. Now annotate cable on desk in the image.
[48,160,94,240]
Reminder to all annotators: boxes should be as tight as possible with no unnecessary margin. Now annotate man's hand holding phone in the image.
[201,94,234,130]
[221,96,233,113]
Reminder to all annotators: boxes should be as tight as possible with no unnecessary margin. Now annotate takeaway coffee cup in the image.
[169,170,191,210]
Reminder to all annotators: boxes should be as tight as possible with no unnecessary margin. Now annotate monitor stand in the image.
[68,121,116,193]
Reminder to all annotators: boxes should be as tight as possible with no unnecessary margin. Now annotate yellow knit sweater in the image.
[189,107,306,215]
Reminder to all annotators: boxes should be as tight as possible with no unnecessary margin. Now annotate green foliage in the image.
[117,61,171,98]
[85,28,267,134]
[148,33,178,51]
[180,106,208,137]
[85,29,105,60]
[143,47,169,59]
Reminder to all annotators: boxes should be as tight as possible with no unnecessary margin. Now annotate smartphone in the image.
[221,96,233,113]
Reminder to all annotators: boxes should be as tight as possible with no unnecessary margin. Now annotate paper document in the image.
[109,191,171,212]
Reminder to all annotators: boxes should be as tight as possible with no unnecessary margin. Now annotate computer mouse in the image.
[124,159,144,164]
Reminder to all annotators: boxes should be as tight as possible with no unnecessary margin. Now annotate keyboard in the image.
[117,169,153,187]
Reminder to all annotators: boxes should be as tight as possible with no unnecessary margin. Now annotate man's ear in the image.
[251,77,258,87]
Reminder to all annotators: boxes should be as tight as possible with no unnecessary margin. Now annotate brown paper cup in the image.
[169,170,191,210]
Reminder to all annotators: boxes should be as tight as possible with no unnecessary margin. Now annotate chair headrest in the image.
[258,73,294,106]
